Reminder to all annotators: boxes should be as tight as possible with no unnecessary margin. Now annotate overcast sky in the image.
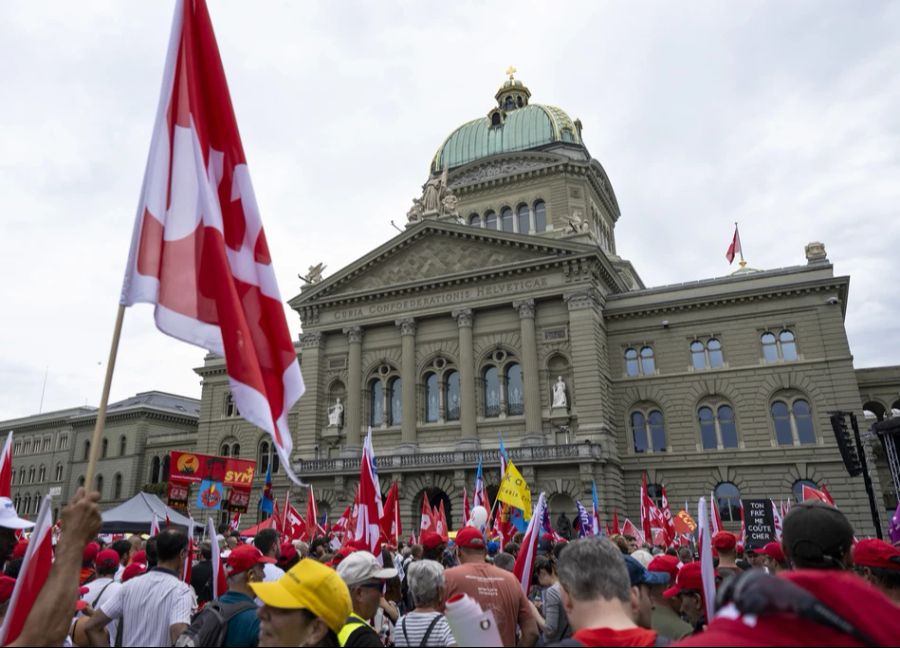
[1,1,898,421]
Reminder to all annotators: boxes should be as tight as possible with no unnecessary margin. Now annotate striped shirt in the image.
[99,567,193,647]
[81,577,122,646]
[395,612,456,647]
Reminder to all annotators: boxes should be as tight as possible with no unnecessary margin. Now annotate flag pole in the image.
[735,221,747,269]
[85,303,126,489]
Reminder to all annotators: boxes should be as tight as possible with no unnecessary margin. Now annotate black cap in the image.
[782,500,854,569]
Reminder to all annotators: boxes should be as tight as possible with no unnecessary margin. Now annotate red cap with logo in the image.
[852,538,900,571]
[96,549,121,572]
[647,554,679,581]
[420,532,445,550]
[712,531,737,552]
[455,527,486,551]
[226,544,276,577]
[761,541,786,564]
[122,562,147,582]
[663,562,717,599]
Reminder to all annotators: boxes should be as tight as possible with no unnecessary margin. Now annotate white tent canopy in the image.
[100,492,194,534]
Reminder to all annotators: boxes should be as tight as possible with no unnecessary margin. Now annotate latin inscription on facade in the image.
[326,277,551,324]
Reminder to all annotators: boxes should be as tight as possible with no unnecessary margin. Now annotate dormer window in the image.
[503,96,515,111]
[490,110,503,127]
[516,96,524,107]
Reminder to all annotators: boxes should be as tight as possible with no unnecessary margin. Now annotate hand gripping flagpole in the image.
[85,304,127,490]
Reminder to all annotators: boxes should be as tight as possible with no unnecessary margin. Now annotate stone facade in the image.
[2,392,198,519]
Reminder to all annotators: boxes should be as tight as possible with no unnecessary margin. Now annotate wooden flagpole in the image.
[85,304,127,490]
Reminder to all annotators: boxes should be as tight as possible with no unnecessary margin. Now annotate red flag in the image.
[283,504,306,541]
[306,486,321,539]
[0,432,12,498]
[207,518,226,598]
[272,495,283,534]
[119,0,304,484]
[333,505,351,538]
[612,509,621,536]
[436,500,449,540]
[640,473,652,543]
[660,487,676,547]
[380,482,401,545]
[183,532,194,583]
[513,493,546,593]
[725,224,742,264]
[622,518,645,546]
[461,487,471,527]
[0,496,51,645]
[419,496,436,535]
[355,430,382,554]
[802,484,834,505]
[150,513,161,537]
[229,512,241,532]
[492,504,514,549]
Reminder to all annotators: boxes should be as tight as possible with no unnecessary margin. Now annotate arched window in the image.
[484,210,497,230]
[370,380,385,426]
[630,408,667,453]
[468,213,481,227]
[232,443,240,457]
[500,207,514,232]
[714,482,742,523]
[13,495,20,511]
[771,397,816,446]
[22,496,30,515]
[95,474,104,497]
[114,473,123,499]
[119,436,127,456]
[221,444,230,457]
[389,377,402,426]
[101,438,108,459]
[690,341,706,370]
[54,463,63,482]
[690,338,724,370]
[792,479,818,503]
[491,111,502,127]
[150,456,161,484]
[708,338,724,368]
[506,364,524,415]
[38,465,46,483]
[533,200,546,233]
[83,440,91,462]
[624,348,639,377]
[162,456,170,480]
[863,401,886,422]
[17,468,24,485]
[483,367,501,417]
[516,204,530,233]
[445,371,460,421]
[761,329,799,362]
[761,332,778,362]
[640,346,655,375]
[33,494,41,515]
[224,392,238,417]
[698,403,738,450]
[28,467,35,484]
[272,450,280,474]
[258,441,270,474]
[425,373,439,423]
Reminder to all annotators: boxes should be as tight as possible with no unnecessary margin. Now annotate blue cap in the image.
[623,555,669,587]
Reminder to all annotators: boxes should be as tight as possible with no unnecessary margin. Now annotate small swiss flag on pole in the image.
[725,223,744,266]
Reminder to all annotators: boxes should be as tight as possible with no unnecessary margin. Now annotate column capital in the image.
[452,308,473,328]
[342,326,363,344]
[564,289,602,311]
[513,299,535,319]
[395,318,417,336]
[299,332,323,348]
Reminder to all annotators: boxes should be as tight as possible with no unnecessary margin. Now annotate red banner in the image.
[170,451,255,487]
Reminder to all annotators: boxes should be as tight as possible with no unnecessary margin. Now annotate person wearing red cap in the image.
[664,562,716,634]
[121,562,147,583]
[711,532,740,580]
[647,555,691,640]
[760,541,787,574]
[79,548,123,646]
[443,526,538,647]
[852,538,900,604]
[80,541,101,586]
[420,531,446,563]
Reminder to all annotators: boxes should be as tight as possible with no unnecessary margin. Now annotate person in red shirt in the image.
[554,536,659,647]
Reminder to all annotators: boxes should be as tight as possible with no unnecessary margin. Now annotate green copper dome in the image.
[431,75,583,173]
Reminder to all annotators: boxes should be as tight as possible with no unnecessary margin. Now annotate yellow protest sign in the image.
[496,461,532,520]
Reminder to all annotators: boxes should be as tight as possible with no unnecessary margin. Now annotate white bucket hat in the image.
[0,497,35,530]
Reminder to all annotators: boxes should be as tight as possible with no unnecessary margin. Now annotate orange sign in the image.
[673,510,697,535]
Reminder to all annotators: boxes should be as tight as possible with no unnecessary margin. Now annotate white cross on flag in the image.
[120,0,304,483]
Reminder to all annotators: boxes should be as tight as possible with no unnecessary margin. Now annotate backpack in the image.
[174,599,257,648]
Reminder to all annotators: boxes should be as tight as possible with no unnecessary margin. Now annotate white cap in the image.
[336,551,397,586]
[0,497,35,530]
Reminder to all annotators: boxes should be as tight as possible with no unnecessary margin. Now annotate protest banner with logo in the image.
[741,499,776,549]
[168,451,256,511]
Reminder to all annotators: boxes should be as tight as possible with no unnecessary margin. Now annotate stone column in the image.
[453,309,477,439]
[514,299,542,435]
[565,289,609,443]
[343,327,363,449]
[396,318,418,445]
[297,332,323,456]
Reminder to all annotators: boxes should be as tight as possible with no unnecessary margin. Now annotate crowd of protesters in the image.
[1,491,898,647]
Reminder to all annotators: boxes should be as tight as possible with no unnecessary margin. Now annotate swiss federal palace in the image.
[5,74,900,535]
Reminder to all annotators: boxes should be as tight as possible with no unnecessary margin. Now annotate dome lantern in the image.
[494,66,532,113]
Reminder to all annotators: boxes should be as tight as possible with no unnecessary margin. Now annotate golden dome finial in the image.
[506,65,517,81]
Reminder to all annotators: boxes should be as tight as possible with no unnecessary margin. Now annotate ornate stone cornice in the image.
[343,326,363,344]
[452,308,473,328]
[513,299,535,319]
[395,318,417,336]
[299,332,323,348]
[565,289,603,311]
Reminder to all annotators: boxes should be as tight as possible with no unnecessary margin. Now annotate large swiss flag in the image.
[120,0,303,483]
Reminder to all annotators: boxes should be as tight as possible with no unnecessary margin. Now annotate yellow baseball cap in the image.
[250,559,352,634]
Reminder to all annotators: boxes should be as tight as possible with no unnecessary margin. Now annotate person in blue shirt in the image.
[219,544,277,647]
